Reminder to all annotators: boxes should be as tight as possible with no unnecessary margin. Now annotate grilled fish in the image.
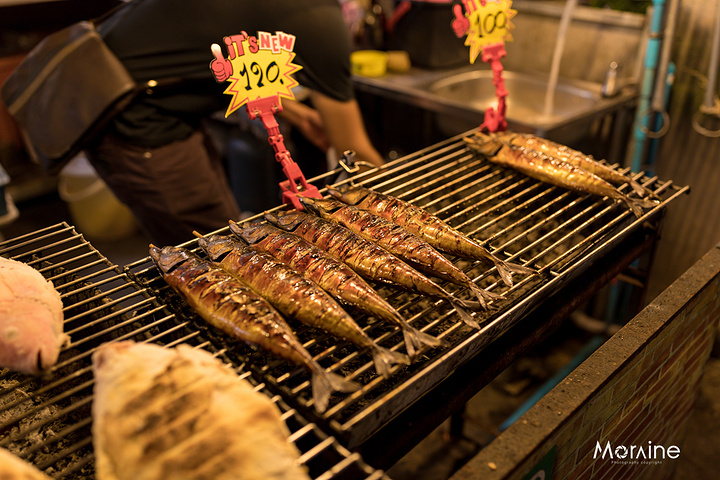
[0,256,68,375]
[327,185,535,287]
[0,447,54,480]
[299,196,501,309]
[490,132,657,198]
[464,135,656,218]
[196,234,409,378]
[149,245,357,412]
[265,210,481,329]
[92,341,311,480]
[230,221,444,359]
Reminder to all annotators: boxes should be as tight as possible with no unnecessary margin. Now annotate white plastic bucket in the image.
[58,154,137,242]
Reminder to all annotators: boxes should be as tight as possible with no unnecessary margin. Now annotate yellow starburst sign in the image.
[461,0,516,64]
[210,31,302,117]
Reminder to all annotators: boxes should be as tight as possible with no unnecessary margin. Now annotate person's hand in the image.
[210,44,232,82]
[281,101,331,152]
[452,4,469,38]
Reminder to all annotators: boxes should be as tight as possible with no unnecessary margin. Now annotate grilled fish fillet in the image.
[0,257,68,375]
[0,447,54,479]
[91,341,310,480]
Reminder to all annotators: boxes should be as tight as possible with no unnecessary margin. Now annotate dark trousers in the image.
[86,130,241,246]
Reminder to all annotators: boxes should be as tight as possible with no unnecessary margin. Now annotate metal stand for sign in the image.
[246,95,321,210]
[451,0,512,133]
[478,42,508,133]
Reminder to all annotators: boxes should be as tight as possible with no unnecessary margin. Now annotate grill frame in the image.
[0,223,390,479]
[0,131,688,476]
[126,132,688,449]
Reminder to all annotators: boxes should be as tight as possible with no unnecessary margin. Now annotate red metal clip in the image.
[246,95,321,210]
[479,43,508,133]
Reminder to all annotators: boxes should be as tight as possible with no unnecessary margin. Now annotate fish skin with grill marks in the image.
[490,131,657,199]
[299,196,501,310]
[196,235,409,378]
[265,210,480,330]
[230,221,444,359]
[327,185,535,287]
[91,341,311,480]
[464,135,657,219]
[149,245,357,412]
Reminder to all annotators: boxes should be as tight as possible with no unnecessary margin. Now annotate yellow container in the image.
[58,156,137,242]
[351,50,388,77]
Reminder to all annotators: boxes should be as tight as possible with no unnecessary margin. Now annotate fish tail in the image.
[371,345,410,378]
[402,327,446,360]
[311,368,360,412]
[625,197,658,218]
[448,297,481,329]
[627,180,661,201]
[494,258,536,287]
[494,259,515,287]
[468,282,504,309]
[629,180,648,197]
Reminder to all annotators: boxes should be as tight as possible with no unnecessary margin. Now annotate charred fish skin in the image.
[299,196,500,310]
[230,221,445,359]
[148,245,357,412]
[328,185,535,287]
[196,235,409,378]
[465,136,656,219]
[494,132,657,199]
[266,211,481,330]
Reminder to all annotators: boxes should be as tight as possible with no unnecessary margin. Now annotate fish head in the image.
[196,235,240,262]
[266,210,306,231]
[327,184,369,205]
[465,134,504,157]
[230,221,273,245]
[298,196,344,217]
[149,245,193,274]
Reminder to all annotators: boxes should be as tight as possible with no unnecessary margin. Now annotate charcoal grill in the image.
[123,131,688,455]
[0,224,390,479]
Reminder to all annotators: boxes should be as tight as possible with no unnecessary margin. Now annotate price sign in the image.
[210,31,302,117]
[454,0,516,64]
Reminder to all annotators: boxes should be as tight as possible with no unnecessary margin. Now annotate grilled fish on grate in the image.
[464,134,657,218]
[91,341,312,480]
[0,256,69,375]
[149,245,357,411]
[327,185,535,287]
[298,196,502,310]
[490,131,657,199]
[0,447,54,479]
[196,234,410,378]
[266,210,481,329]
[230,221,444,359]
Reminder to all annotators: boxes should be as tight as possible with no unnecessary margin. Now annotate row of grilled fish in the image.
[150,185,536,412]
[464,132,658,218]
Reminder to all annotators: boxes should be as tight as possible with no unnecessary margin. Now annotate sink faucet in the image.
[602,62,620,98]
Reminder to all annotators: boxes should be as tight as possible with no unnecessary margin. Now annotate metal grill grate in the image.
[126,132,689,449]
[0,223,389,479]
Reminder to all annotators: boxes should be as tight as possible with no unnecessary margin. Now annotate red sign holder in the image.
[451,0,515,133]
[245,95,321,211]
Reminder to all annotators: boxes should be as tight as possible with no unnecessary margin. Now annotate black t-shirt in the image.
[99,0,353,147]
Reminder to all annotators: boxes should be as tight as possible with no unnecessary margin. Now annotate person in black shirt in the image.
[87,0,384,245]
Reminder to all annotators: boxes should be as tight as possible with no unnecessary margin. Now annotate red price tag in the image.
[210,31,302,117]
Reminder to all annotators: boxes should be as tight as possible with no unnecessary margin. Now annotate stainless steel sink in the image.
[353,65,638,144]
[427,70,600,128]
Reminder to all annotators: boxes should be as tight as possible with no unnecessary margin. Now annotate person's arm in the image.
[309,91,385,168]
[278,99,331,152]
